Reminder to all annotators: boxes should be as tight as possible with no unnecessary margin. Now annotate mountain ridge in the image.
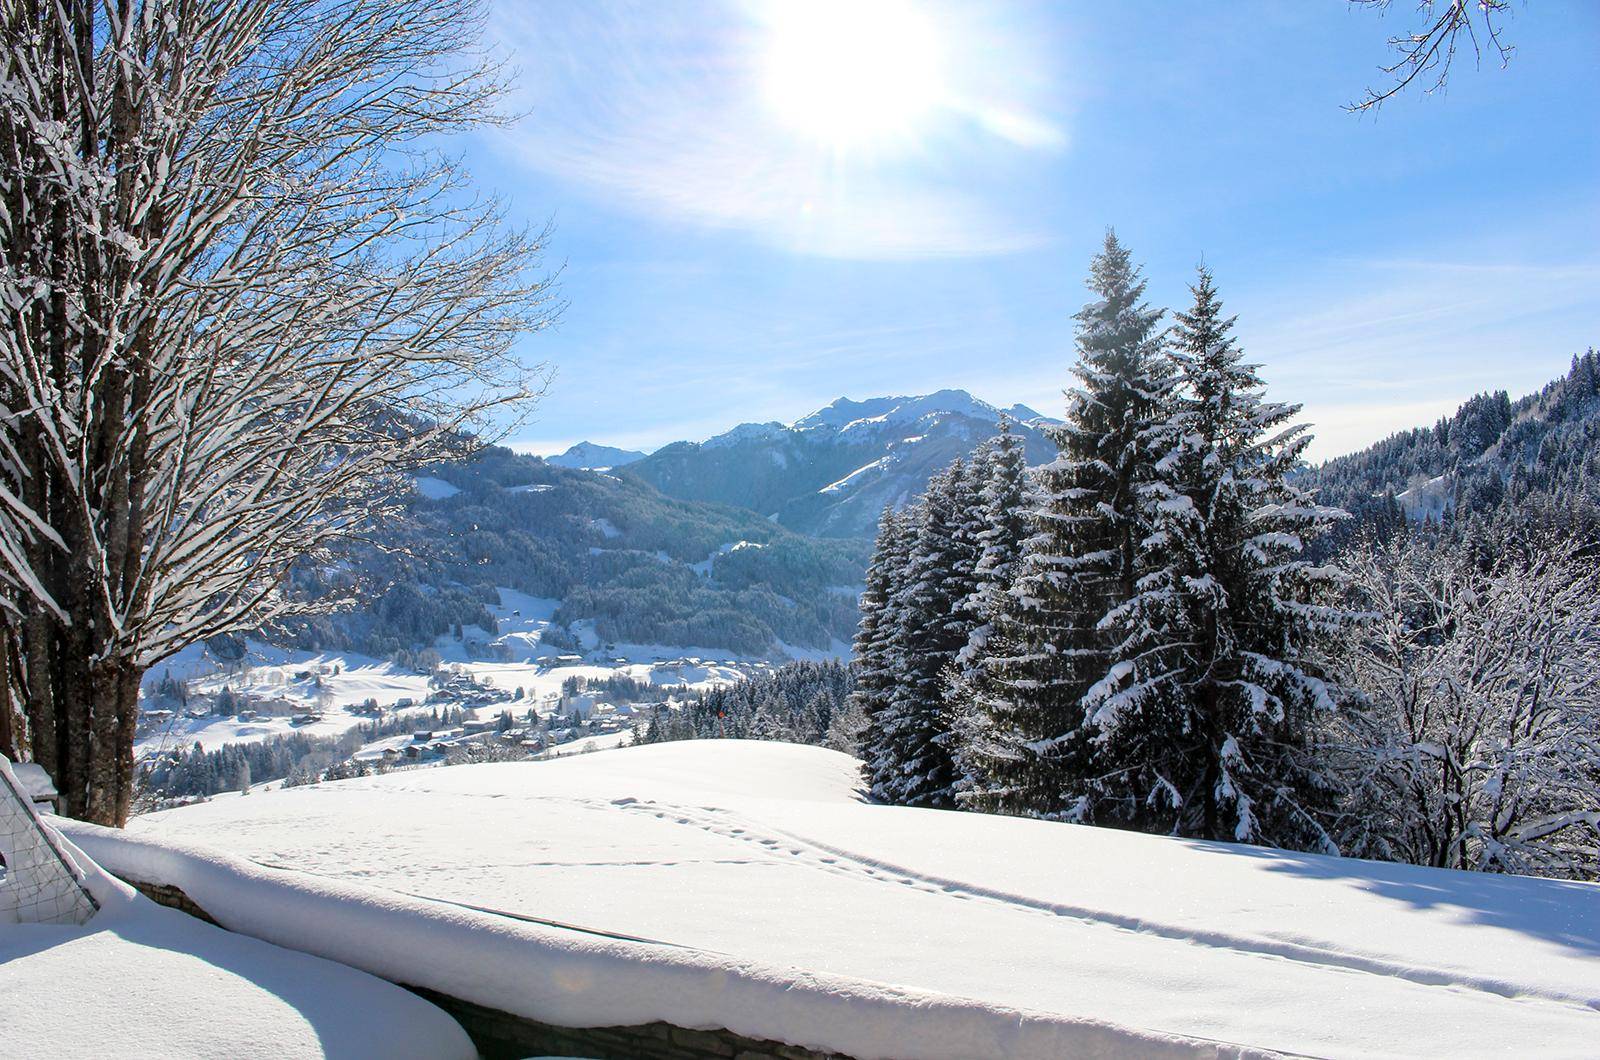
[628,389,1060,538]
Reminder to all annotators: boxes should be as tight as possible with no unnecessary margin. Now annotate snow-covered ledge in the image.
[58,820,1249,1060]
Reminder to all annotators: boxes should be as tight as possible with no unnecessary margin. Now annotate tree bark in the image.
[0,631,12,761]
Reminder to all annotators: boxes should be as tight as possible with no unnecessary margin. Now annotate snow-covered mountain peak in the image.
[1003,402,1052,424]
[629,389,1060,537]
[791,390,1005,434]
[546,441,647,470]
[703,421,788,449]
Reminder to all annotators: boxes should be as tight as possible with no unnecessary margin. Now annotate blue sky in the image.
[465,1,1599,461]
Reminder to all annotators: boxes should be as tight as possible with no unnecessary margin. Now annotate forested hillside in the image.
[636,660,857,749]
[274,447,866,659]
[1306,351,1600,536]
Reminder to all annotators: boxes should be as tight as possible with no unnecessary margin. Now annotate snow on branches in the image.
[1331,533,1600,879]
[0,0,554,823]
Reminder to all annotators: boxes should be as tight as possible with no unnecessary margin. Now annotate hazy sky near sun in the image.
[466,1,1599,462]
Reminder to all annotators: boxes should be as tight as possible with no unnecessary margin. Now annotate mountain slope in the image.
[277,446,866,660]
[628,390,1058,538]
[1305,350,1600,531]
[93,741,1600,1058]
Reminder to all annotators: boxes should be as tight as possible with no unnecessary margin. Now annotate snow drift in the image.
[62,741,1600,1058]
[0,793,472,1058]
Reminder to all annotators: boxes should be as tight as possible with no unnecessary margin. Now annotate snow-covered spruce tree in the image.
[0,0,554,824]
[854,506,913,793]
[961,230,1170,818]
[955,420,1031,673]
[1090,266,1350,847]
[947,421,1031,792]
[1331,531,1600,880]
[877,462,980,807]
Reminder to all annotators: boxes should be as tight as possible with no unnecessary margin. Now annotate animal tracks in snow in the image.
[585,796,1597,1012]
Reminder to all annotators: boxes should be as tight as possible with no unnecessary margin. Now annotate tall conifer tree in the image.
[1091,266,1349,846]
[878,462,977,807]
[948,422,1031,793]
[963,230,1171,818]
[957,420,1030,670]
[854,506,912,795]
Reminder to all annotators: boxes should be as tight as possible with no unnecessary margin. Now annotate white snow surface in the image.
[1395,473,1452,521]
[412,475,461,500]
[819,457,892,495]
[2,819,472,1059]
[64,741,1600,1058]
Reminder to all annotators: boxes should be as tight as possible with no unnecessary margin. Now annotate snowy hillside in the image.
[85,741,1600,1058]
[3,840,474,1060]
[135,586,765,784]
[2,754,471,1060]
[629,390,1058,538]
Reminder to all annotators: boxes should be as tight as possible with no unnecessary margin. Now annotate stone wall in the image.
[405,986,849,1060]
[127,877,852,1060]
[130,879,220,926]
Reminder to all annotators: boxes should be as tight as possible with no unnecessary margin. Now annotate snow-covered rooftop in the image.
[63,741,1600,1058]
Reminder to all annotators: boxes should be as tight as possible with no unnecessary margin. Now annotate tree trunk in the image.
[0,632,13,761]
[32,615,143,826]
[84,656,143,826]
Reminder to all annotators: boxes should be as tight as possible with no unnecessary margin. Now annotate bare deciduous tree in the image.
[0,0,555,824]
[1329,534,1600,880]
[1348,0,1517,112]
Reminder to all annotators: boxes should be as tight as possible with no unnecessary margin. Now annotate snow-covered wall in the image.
[58,821,1253,1060]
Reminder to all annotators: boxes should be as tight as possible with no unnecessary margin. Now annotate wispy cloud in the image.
[1240,255,1600,459]
[487,1,1065,261]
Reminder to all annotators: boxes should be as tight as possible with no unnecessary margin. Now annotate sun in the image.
[759,0,946,149]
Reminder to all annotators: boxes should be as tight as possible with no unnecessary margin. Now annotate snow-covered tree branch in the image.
[1330,533,1600,879]
[0,0,555,824]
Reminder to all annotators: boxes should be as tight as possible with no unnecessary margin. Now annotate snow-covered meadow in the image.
[68,740,1600,1058]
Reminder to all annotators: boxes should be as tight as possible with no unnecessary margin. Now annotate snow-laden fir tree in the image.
[1089,266,1349,846]
[955,421,1031,671]
[961,230,1171,818]
[876,461,982,807]
[854,506,914,796]
[947,421,1031,791]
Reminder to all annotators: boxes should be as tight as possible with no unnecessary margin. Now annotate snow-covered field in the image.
[4,814,472,1058]
[68,741,1600,1058]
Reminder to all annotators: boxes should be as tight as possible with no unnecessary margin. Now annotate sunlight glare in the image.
[761,0,946,149]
